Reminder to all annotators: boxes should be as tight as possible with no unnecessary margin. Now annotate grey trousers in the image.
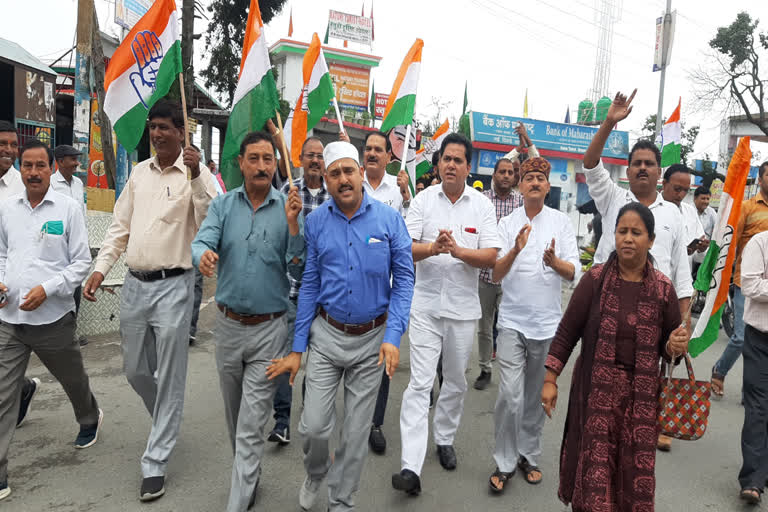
[493,327,552,473]
[0,312,100,482]
[214,309,289,512]
[119,270,194,477]
[299,316,384,512]
[478,280,502,373]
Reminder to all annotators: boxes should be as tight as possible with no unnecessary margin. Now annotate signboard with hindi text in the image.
[329,63,370,109]
[328,10,373,46]
[470,111,629,161]
[115,0,152,30]
[374,93,389,120]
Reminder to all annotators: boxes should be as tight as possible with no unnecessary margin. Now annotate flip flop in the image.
[711,366,725,399]
[517,456,542,485]
[489,467,514,494]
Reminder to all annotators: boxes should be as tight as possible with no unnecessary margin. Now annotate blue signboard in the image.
[470,111,629,160]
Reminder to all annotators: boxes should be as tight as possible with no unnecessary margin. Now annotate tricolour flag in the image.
[381,39,423,132]
[104,0,181,152]
[290,33,334,167]
[689,136,752,357]
[414,119,449,179]
[220,0,280,190]
[660,98,681,167]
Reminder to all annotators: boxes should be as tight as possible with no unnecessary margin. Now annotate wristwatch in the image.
[402,199,411,208]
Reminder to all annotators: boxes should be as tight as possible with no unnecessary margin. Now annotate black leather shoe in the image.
[392,469,421,496]
[474,371,492,390]
[139,476,165,502]
[369,426,386,454]
[437,445,457,470]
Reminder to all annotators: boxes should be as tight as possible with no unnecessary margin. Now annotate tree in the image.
[691,12,768,137]
[202,0,287,105]
[640,114,699,166]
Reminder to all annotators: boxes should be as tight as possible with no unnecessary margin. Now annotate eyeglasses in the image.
[303,153,324,161]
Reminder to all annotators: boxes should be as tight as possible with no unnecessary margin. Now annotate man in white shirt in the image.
[693,186,717,270]
[737,230,768,504]
[661,164,706,258]
[0,140,101,503]
[393,133,500,495]
[52,145,86,215]
[361,131,411,454]
[83,100,216,502]
[583,90,693,453]
[488,156,579,491]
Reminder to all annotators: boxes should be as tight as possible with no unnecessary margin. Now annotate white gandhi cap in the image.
[323,141,360,169]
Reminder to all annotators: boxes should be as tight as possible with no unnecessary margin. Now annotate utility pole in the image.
[654,0,673,141]
[73,0,93,172]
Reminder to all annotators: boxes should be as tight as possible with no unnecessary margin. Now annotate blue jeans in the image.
[714,286,745,377]
[272,299,297,429]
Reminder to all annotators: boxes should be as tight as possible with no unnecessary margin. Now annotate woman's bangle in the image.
[543,380,558,390]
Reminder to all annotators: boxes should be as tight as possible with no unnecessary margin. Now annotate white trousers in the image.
[399,313,476,475]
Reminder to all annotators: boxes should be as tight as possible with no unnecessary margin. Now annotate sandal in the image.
[711,366,725,399]
[488,467,514,494]
[740,487,761,504]
[517,456,543,485]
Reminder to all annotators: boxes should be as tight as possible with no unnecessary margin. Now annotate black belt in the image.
[129,268,187,282]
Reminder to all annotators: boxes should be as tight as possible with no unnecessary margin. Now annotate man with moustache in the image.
[0,139,100,502]
[193,131,304,511]
[661,164,706,258]
[487,157,579,491]
[361,131,412,454]
[583,90,693,453]
[265,136,330,446]
[83,100,217,501]
[393,133,500,495]
[0,122,43,428]
[267,141,414,511]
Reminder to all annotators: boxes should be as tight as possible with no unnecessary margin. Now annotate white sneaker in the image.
[0,482,11,501]
[299,475,323,510]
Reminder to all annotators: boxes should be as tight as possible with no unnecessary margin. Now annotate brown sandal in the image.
[518,456,542,485]
[489,468,514,493]
[740,487,761,504]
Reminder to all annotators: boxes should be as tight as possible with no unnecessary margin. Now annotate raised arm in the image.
[584,89,636,169]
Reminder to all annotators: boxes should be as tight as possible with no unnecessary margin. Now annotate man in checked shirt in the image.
[473,123,539,391]
[266,136,329,445]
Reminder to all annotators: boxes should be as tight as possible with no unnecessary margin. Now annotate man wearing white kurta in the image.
[393,133,500,496]
[487,157,579,491]
[661,164,705,265]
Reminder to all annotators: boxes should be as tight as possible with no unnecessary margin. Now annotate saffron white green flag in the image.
[414,119,449,179]
[381,39,423,132]
[659,98,681,167]
[103,0,181,152]
[220,0,280,190]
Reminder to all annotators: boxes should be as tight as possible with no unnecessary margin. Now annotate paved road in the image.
[2,281,753,511]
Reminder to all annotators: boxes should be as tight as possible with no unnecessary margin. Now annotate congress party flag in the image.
[381,39,423,132]
[290,33,335,167]
[660,98,682,167]
[414,119,449,179]
[220,0,280,190]
[689,137,752,357]
[104,0,181,152]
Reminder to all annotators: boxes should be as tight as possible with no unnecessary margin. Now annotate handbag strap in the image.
[662,353,696,385]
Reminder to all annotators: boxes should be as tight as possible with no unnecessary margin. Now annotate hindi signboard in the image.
[374,93,389,120]
[329,63,370,109]
[115,0,152,30]
[328,10,373,46]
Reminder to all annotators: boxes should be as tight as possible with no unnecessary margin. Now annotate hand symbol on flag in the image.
[129,31,164,109]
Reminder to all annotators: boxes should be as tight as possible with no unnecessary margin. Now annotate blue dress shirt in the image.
[293,191,414,352]
[191,185,305,315]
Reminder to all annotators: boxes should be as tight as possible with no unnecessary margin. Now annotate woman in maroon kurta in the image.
[541,203,689,512]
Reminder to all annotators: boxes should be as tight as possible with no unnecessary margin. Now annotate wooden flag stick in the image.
[274,110,293,184]
[332,97,346,135]
[179,72,192,180]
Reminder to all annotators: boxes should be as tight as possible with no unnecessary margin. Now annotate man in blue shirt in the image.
[267,141,414,512]
[192,131,305,512]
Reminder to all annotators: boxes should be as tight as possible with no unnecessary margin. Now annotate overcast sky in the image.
[5,0,767,162]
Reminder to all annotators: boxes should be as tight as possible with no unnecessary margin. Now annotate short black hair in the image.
[760,161,768,179]
[239,131,275,156]
[694,186,711,198]
[628,139,661,167]
[663,163,691,182]
[364,131,391,153]
[148,99,185,128]
[19,139,53,167]
[207,159,215,165]
[493,157,514,174]
[0,120,16,134]
[431,151,440,167]
[439,133,472,164]
[616,202,655,239]
[301,136,324,154]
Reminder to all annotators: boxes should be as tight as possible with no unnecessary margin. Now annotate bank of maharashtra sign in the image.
[328,10,373,46]
[470,111,629,160]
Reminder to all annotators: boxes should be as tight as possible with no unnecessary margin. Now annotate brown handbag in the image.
[658,354,712,441]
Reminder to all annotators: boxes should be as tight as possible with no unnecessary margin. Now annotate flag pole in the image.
[179,72,191,180]
[274,109,294,184]
[332,97,346,135]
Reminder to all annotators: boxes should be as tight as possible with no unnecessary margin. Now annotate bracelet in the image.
[543,380,558,389]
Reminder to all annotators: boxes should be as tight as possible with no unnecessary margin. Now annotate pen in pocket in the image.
[167,186,170,197]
